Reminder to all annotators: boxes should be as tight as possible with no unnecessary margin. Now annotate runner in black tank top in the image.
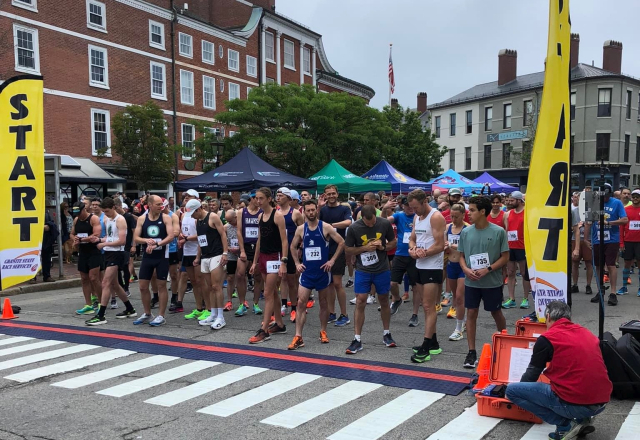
[236,195,264,316]
[71,201,103,315]
[249,188,289,344]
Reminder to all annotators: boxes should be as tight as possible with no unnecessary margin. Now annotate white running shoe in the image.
[449,330,464,341]
[110,298,118,309]
[349,297,357,305]
[199,315,215,326]
[367,295,376,304]
[281,305,290,316]
[211,318,226,330]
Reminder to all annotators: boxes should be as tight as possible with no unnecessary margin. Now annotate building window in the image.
[91,109,110,156]
[523,100,533,126]
[449,149,455,170]
[220,78,224,92]
[266,77,275,84]
[247,86,252,97]
[502,143,511,168]
[465,147,471,170]
[203,76,215,110]
[229,82,240,100]
[88,45,108,88]
[596,133,610,161]
[265,32,274,62]
[598,88,612,117]
[180,69,194,105]
[246,55,257,77]
[179,33,192,58]
[625,134,631,162]
[484,106,492,131]
[303,47,311,75]
[228,49,239,72]
[181,124,195,160]
[202,41,214,64]
[503,103,512,129]
[484,145,491,169]
[12,0,37,12]
[636,136,640,164]
[626,90,632,120]
[150,62,166,100]
[434,116,441,138]
[13,24,40,74]
[570,92,576,121]
[465,110,472,134]
[149,20,164,50]
[449,113,456,136]
[284,39,295,69]
[86,0,106,31]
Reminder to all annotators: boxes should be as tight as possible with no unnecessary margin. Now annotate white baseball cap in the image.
[186,189,199,198]
[632,189,640,196]
[185,199,202,212]
[277,187,292,198]
[122,203,129,211]
[510,191,524,201]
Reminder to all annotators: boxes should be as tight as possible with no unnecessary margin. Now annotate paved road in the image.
[0,270,638,440]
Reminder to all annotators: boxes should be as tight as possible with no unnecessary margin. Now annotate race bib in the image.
[305,247,321,261]
[448,234,460,246]
[266,260,281,273]
[508,230,518,242]
[76,233,88,238]
[403,232,411,244]
[230,239,239,248]
[361,251,379,266]
[246,227,259,238]
[630,221,640,231]
[604,230,611,241]
[182,225,190,234]
[198,235,208,247]
[470,252,490,270]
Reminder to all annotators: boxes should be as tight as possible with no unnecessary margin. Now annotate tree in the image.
[110,101,173,191]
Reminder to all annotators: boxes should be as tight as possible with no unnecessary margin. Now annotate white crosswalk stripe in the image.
[0,344,98,371]
[96,360,217,397]
[262,380,382,429]
[0,336,34,347]
[425,403,502,440]
[616,402,640,439]
[520,422,554,440]
[0,339,65,357]
[197,372,320,417]
[327,389,445,440]
[4,349,135,383]
[145,365,267,407]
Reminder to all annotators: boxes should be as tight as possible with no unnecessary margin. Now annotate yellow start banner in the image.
[0,75,45,291]
[525,0,571,321]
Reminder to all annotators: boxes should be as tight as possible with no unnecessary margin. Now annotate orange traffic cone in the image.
[473,343,492,391]
[1,298,17,320]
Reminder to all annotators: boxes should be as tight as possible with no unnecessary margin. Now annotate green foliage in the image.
[110,101,173,191]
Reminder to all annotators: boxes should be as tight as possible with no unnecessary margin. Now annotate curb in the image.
[1,278,82,297]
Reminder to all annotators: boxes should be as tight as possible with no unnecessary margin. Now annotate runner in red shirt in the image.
[441,188,470,224]
[503,191,531,309]
[487,194,506,228]
[619,189,640,295]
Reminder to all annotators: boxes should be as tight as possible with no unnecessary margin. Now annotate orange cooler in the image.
[515,318,548,338]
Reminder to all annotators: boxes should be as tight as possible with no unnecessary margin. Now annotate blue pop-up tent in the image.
[426,169,484,194]
[175,147,317,192]
[361,160,430,193]
[473,172,519,193]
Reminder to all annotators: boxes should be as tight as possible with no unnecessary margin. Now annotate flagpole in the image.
[388,43,392,107]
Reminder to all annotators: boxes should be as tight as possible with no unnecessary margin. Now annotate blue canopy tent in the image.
[360,160,430,193]
[426,169,484,195]
[473,172,519,193]
[175,148,317,192]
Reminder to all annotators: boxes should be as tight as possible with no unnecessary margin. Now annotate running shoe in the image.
[199,314,215,326]
[281,305,290,316]
[412,342,442,355]
[349,297,357,305]
[504,277,508,285]
[334,314,350,327]
[223,301,233,311]
[306,298,315,309]
[463,350,478,369]
[520,298,529,309]
[184,309,204,320]
[617,286,628,295]
[269,323,287,335]
[345,339,363,354]
[223,280,228,288]
[502,299,517,309]
[449,330,463,341]
[287,335,304,350]
[85,316,106,326]
[328,313,337,323]
[590,293,601,303]
[390,300,402,315]
[435,303,442,314]
[408,314,419,327]
[345,279,354,288]
[440,293,452,307]
[585,285,593,295]
[319,330,330,343]
[367,295,376,304]
[235,304,248,317]
[603,274,610,283]
[608,293,618,306]
[522,310,538,322]
[115,309,137,319]
[129,275,135,283]
[211,318,226,330]
[446,306,456,319]
[125,290,131,298]
[252,304,263,315]
[383,333,397,347]
[571,284,579,293]
[90,295,98,304]
[76,305,95,315]
[232,291,238,298]
[411,346,430,363]
[290,310,297,323]
[110,298,118,309]
[401,292,410,302]
[133,313,154,325]
[149,315,166,326]
[185,284,193,294]
[249,329,270,344]
[269,316,276,327]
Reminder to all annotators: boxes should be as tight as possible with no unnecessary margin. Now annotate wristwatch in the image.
[281,257,288,263]
[487,266,493,272]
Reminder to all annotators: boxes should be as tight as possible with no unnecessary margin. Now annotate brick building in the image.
[0,0,374,202]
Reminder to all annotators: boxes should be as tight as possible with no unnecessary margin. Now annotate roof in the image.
[429,63,638,110]
[317,70,376,99]
[50,156,127,184]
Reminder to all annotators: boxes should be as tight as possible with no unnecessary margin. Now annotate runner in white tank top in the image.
[414,210,444,270]
[104,214,125,251]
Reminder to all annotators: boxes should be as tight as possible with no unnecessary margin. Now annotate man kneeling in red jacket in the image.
[506,301,612,440]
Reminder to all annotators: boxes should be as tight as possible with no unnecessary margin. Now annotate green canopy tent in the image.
[309,159,391,195]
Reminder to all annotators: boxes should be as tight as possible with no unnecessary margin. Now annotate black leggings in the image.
[118,265,131,292]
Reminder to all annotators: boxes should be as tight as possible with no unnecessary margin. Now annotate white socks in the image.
[354,334,361,342]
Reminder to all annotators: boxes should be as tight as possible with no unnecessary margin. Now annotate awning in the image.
[46,155,127,184]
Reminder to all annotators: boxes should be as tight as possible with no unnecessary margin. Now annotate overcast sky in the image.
[276,0,640,109]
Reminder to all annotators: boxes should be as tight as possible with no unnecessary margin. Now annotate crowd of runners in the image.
[67,182,636,367]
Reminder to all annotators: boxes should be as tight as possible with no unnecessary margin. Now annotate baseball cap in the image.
[510,191,524,201]
[161,197,169,208]
[240,193,252,203]
[277,187,292,198]
[449,188,462,196]
[72,201,85,213]
[122,203,129,211]
[632,189,640,196]
[290,190,301,202]
[186,189,199,198]
[185,199,202,212]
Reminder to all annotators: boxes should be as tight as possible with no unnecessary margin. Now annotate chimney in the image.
[602,40,623,74]
[498,49,517,86]
[391,98,398,108]
[570,33,580,69]
[417,92,427,113]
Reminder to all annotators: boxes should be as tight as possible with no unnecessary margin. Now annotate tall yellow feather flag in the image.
[525,0,571,321]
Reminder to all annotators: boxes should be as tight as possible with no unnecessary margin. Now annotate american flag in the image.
[388,45,395,94]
